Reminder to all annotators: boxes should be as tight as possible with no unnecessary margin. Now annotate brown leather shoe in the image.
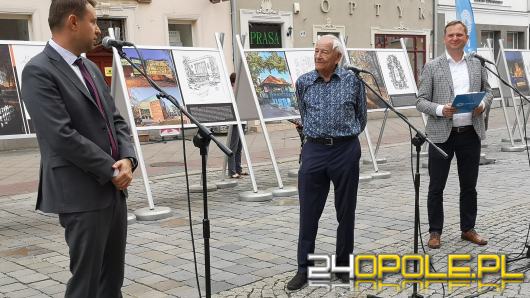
[461,229,488,246]
[428,232,441,249]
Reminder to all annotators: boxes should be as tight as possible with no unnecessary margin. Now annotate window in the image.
[168,23,193,47]
[480,30,500,59]
[506,31,524,49]
[375,34,426,82]
[97,18,126,44]
[0,18,29,40]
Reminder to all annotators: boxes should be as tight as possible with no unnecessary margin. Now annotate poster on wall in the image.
[348,50,389,110]
[172,49,235,123]
[284,50,314,85]
[245,51,299,121]
[375,50,417,107]
[0,44,26,136]
[121,48,188,129]
[504,50,530,96]
[10,44,45,133]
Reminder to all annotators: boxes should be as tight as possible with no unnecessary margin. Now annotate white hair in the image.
[316,34,347,66]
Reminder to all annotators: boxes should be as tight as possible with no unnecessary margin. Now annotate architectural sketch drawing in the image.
[376,51,415,96]
[172,50,231,106]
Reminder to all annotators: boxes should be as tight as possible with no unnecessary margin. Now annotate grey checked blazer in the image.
[416,55,493,143]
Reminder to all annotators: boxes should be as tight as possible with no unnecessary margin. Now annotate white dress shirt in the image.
[48,39,89,91]
[435,52,484,127]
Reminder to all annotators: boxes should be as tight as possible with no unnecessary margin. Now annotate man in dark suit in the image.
[21,0,137,296]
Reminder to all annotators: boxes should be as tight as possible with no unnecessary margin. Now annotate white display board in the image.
[118,46,237,131]
[477,47,500,91]
[376,51,416,95]
[284,49,314,86]
[243,49,300,122]
[347,48,418,110]
[0,41,46,139]
[172,48,235,123]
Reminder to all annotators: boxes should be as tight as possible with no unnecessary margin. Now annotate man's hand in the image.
[473,104,485,116]
[112,159,133,190]
[442,103,457,118]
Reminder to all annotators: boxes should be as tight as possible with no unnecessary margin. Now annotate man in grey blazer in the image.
[416,20,493,249]
[21,0,137,296]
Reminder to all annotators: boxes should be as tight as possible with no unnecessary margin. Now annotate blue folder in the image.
[452,92,486,114]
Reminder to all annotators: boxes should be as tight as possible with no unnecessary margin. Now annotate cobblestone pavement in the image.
[0,108,529,297]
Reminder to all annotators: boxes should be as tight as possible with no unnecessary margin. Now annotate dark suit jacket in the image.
[22,43,136,213]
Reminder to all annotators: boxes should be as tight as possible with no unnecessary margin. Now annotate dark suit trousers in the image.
[297,138,361,273]
[59,194,127,298]
[427,129,481,234]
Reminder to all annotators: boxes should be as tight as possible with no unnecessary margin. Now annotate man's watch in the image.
[126,157,138,169]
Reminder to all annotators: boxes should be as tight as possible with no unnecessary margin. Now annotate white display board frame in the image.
[498,41,530,145]
[0,40,46,140]
[111,30,260,204]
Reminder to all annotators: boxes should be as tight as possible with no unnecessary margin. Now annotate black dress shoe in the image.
[287,271,307,290]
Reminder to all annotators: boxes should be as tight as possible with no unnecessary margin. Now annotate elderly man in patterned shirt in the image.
[287,34,367,290]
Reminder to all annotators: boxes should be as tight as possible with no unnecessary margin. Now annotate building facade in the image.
[0,0,233,148]
[437,0,529,58]
[0,0,234,71]
[235,0,434,80]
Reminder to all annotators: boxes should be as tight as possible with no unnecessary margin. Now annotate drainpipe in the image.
[231,0,239,70]
[433,0,437,58]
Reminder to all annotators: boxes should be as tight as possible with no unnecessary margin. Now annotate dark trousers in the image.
[297,138,361,273]
[427,130,481,234]
[59,195,127,298]
[228,125,243,175]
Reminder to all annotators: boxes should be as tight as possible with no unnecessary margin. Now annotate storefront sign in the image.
[249,23,282,48]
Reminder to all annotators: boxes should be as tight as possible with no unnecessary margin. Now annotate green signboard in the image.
[249,23,282,49]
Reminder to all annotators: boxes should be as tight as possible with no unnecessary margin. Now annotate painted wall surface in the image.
[0,0,51,41]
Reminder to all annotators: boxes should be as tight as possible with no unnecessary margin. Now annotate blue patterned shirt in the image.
[296,66,367,138]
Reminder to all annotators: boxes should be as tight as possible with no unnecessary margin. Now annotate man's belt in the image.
[306,135,356,146]
[451,125,473,133]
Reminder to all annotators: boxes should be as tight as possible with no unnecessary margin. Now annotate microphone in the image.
[101,36,134,49]
[345,64,370,74]
[469,52,494,66]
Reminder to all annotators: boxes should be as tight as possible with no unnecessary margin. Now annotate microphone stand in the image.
[478,59,530,262]
[353,70,448,298]
[117,47,233,298]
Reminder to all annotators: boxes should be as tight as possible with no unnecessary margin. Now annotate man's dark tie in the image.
[74,58,119,160]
